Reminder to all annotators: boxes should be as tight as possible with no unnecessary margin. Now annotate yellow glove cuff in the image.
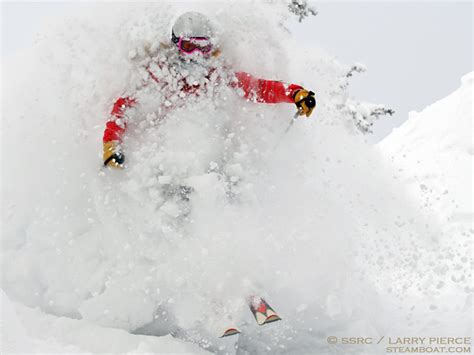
[103,141,124,168]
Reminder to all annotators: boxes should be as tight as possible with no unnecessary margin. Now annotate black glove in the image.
[293,89,316,117]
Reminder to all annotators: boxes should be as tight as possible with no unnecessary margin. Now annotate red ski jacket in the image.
[103,71,302,143]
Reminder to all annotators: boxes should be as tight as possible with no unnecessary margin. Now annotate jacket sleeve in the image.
[102,97,137,143]
[233,72,303,104]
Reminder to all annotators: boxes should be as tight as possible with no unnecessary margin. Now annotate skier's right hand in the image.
[103,141,125,169]
[293,89,316,117]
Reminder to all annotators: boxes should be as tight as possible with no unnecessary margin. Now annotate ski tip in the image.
[263,314,282,324]
[220,328,241,338]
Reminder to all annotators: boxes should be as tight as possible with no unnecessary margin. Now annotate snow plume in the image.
[2,2,471,354]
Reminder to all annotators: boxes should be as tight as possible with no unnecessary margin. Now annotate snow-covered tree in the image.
[288,0,317,22]
[335,63,394,133]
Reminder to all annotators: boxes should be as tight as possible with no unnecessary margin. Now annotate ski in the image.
[218,296,281,338]
[247,296,281,326]
[220,327,241,338]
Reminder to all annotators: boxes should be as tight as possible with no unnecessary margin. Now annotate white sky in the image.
[2,1,473,142]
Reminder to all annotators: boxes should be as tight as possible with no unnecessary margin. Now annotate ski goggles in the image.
[177,37,213,54]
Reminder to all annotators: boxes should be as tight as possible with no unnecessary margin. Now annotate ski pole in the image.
[273,109,302,150]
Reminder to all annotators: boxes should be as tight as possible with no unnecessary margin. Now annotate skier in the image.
[103,11,316,168]
[101,12,315,337]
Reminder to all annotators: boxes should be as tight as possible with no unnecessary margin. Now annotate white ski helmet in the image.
[171,12,214,43]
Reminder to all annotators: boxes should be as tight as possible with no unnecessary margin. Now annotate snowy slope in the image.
[379,72,473,229]
[1,2,472,354]
[378,73,473,303]
[376,72,473,329]
[1,290,207,354]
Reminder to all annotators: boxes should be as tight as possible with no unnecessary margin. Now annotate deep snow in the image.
[1,2,472,354]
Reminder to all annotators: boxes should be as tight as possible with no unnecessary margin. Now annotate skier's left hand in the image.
[103,141,125,169]
[293,89,316,117]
